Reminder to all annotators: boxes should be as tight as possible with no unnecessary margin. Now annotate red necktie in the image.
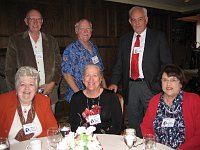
[131,34,140,80]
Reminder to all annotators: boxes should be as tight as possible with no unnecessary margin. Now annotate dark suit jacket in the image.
[111,28,172,104]
[5,31,61,104]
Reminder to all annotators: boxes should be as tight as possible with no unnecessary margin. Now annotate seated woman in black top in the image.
[70,64,122,134]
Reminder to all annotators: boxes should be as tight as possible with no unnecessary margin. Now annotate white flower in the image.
[86,126,96,135]
[76,126,87,134]
[57,126,102,150]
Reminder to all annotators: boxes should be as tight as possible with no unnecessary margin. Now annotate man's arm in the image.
[108,84,118,93]
[40,81,55,95]
[63,73,79,93]
[5,36,17,91]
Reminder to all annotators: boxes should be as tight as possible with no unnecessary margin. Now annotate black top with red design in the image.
[70,89,122,134]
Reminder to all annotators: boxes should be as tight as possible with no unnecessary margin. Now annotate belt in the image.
[129,78,145,82]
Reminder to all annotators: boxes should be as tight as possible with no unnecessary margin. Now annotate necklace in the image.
[21,105,31,114]
[86,96,100,109]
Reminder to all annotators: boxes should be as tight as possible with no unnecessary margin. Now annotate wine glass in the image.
[124,128,136,136]
[59,122,71,137]
[47,127,62,150]
[123,128,137,149]
[0,137,10,150]
[124,134,137,149]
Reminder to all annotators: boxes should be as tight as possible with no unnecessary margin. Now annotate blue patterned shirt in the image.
[61,40,104,102]
[153,90,185,149]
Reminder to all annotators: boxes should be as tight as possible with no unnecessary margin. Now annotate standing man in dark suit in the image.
[5,9,61,113]
[109,6,172,137]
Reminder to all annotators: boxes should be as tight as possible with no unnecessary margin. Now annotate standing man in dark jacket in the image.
[5,9,61,113]
[109,6,172,137]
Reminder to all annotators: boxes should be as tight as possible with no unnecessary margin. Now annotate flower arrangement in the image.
[57,126,102,150]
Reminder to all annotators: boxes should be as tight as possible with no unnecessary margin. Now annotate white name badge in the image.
[91,56,99,64]
[134,47,143,54]
[23,123,37,135]
[35,51,43,59]
[161,118,175,127]
[88,114,101,125]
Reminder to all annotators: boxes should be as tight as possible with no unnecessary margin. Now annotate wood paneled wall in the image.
[0,0,194,84]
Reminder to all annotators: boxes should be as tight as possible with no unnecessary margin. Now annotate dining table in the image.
[10,134,174,150]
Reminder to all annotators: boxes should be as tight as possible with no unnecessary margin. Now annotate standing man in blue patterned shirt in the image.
[61,19,107,102]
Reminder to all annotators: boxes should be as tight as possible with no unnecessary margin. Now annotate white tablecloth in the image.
[96,134,174,150]
[10,134,174,150]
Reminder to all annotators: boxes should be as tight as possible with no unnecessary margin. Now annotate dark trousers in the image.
[126,80,153,138]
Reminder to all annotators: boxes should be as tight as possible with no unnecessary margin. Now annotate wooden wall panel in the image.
[0,0,192,86]
[0,1,16,36]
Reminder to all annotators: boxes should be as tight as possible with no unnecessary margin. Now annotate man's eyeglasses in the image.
[161,78,180,83]
[27,17,43,23]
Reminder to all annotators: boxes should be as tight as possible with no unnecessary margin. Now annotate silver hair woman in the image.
[15,66,40,91]
[0,66,57,144]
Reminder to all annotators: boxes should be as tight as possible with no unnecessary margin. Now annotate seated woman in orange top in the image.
[0,66,58,144]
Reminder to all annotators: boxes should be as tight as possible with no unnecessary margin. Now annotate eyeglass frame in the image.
[26,17,43,23]
[161,78,180,83]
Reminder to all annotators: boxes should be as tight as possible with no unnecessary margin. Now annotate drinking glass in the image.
[47,127,62,150]
[123,128,137,149]
[143,134,156,150]
[0,137,10,150]
[59,122,71,137]
[124,128,136,136]
[124,134,137,149]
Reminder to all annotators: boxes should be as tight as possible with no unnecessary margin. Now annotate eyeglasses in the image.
[27,17,43,23]
[78,27,92,32]
[161,78,180,83]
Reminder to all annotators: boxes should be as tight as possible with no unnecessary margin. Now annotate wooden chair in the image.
[117,93,124,113]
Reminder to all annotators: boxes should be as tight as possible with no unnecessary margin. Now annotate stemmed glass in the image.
[123,128,137,149]
[0,137,10,150]
[47,127,62,150]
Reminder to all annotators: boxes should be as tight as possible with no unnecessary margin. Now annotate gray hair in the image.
[83,63,103,78]
[129,6,148,19]
[75,19,92,33]
[15,66,40,89]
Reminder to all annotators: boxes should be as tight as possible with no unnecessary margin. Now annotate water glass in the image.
[124,128,136,136]
[47,127,62,150]
[0,138,10,150]
[143,134,156,150]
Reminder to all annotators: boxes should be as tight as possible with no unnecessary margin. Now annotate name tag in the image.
[88,114,101,125]
[161,118,175,127]
[91,56,99,64]
[35,51,43,59]
[134,47,143,54]
[23,123,37,135]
